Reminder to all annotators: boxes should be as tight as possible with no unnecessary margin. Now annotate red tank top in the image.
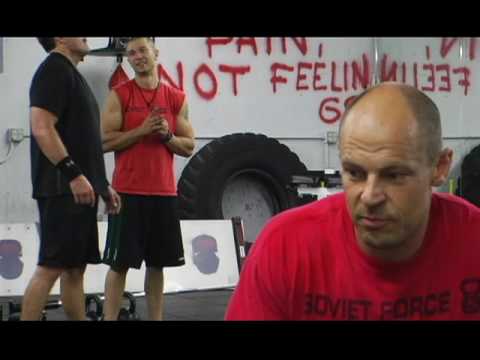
[112,80,185,195]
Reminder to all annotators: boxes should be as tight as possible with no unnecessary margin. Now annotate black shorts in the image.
[37,196,101,268]
[103,194,185,270]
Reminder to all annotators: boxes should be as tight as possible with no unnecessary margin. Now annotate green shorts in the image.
[103,194,185,270]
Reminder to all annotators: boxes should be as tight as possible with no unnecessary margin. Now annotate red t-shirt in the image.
[112,80,185,195]
[225,192,480,320]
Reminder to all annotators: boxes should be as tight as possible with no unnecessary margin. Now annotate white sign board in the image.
[164,220,240,292]
[0,224,38,296]
[0,220,240,297]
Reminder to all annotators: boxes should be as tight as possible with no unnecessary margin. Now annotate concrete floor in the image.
[3,288,234,321]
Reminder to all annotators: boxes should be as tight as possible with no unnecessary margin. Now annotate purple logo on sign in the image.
[192,234,219,275]
[0,239,24,279]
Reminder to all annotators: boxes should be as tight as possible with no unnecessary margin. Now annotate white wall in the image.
[0,37,479,224]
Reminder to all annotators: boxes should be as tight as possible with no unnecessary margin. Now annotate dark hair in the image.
[127,37,155,45]
[339,82,442,164]
[37,38,57,53]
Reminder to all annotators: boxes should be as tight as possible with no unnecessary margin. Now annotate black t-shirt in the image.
[30,52,109,199]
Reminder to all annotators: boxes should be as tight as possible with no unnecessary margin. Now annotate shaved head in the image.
[338,82,453,262]
[339,82,442,164]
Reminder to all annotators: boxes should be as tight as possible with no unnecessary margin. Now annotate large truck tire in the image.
[178,133,307,243]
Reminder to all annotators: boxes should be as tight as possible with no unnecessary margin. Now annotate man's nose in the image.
[132,52,143,61]
[360,174,386,207]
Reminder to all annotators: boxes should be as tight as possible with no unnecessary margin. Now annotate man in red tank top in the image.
[101,37,195,320]
[225,82,480,320]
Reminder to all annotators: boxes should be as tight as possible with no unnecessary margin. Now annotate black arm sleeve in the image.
[29,56,72,120]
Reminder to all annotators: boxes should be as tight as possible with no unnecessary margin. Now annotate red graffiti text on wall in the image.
[111,37,476,125]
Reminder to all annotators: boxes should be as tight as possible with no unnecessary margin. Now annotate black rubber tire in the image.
[178,133,307,220]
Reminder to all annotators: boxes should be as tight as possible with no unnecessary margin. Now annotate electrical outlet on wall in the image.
[326,131,338,145]
[7,129,26,143]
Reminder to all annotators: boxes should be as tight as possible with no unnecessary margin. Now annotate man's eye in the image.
[385,172,405,181]
[346,169,363,180]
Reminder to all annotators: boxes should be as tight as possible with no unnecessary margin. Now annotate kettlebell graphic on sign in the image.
[192,234,219,275]
[0,239,24,280]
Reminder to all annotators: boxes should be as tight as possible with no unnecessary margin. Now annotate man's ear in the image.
[54,37,64,47]
[431,148,453,187]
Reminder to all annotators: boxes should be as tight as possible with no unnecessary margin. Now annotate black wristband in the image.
[56,156,83,182]
[161,130,173,144]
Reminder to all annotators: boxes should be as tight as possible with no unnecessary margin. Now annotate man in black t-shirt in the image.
[21,37,121,321]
